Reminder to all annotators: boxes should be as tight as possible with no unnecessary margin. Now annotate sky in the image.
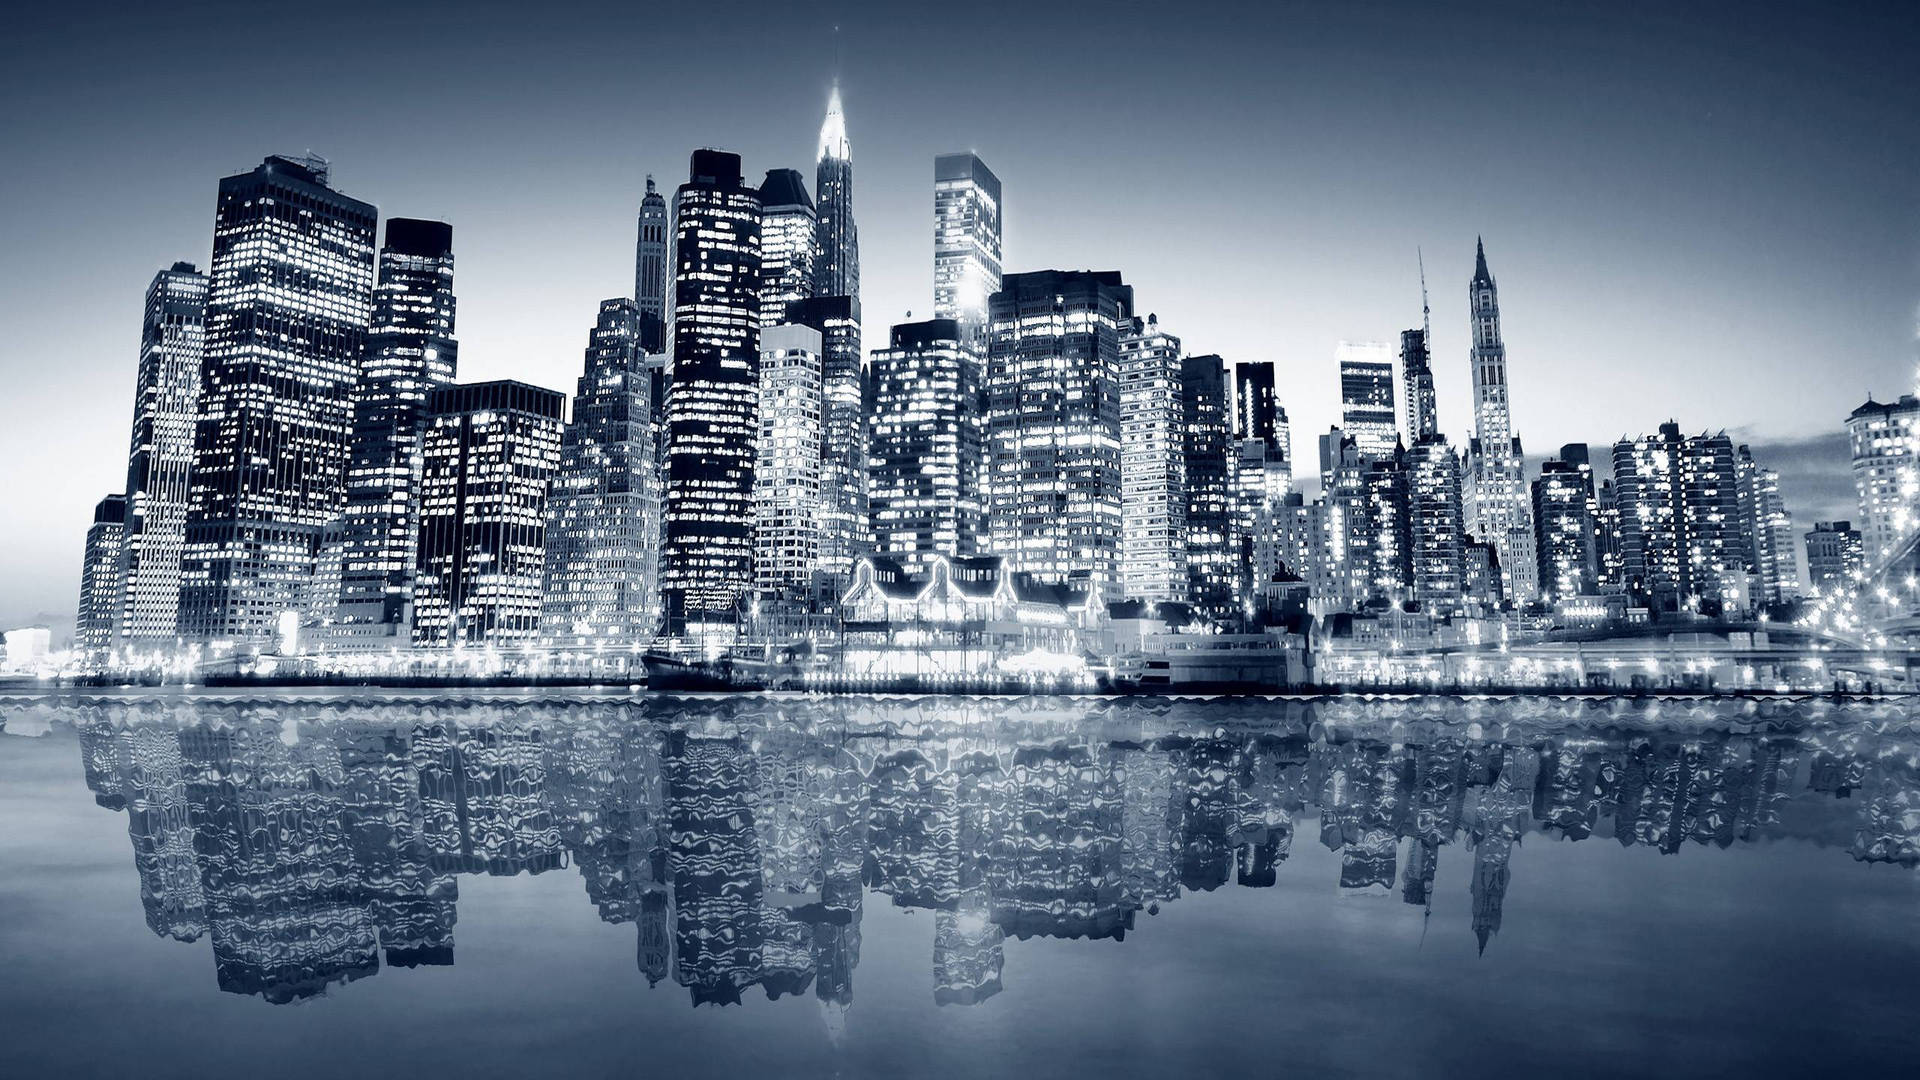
[2,0,1918,631]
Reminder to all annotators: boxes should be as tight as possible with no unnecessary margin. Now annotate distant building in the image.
[542,299,662,647]
[3,627,51,673]
[1847,393,1920,564]
[1118,315,1187,603]
[116,262,207,652]
[1736,444,1799,606]
[933,152,1002,346]
[412,382,565,648]
[756,168,817,329]
[1336,340,1398,460]
[986,270,1132,597]
[868,319,983,574]
[78,494,128,662]
[1805,520,1864,596]
[752,323,825,594]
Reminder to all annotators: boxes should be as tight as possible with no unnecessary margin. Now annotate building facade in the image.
[812,85,858,300]
[751,323,825,593]
[932,152,1002,345]
[1846,394,1920,565]
[178,155,377,649]
[1183,353,1238,622]
[1736,444,1798,607]
[785,296,867,603]
[78,494,129,662]
[412,381,564,648]
[1336,340,1398,459]
[633,176,669,351]
[1118,316,1187,603]
[756,169,816,330]
[868,319,983,573]
[1805,521,1864,596]
[1400,327,1437,443]
[116,262,207,652]
[1463,239,1534,604]
[334,218,458,651]
[1406,435,1466,614]
[1532,455,1597,602]
[541,299,661,647]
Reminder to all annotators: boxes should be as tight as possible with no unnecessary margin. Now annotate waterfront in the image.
[3,691,1918,1078]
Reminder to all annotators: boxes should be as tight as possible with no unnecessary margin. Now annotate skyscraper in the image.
[1406,435,1466,613]
[1736,444,1798,607]
[757,169,817,329]
[78,494,128,662]
[786,296,866,603]
[1118,316,1187,604]
[542,299,661,647]
[986,270,1132,595]
[1399,327,1437,442]
[752,323,825,594]
[1463,239,1535,603]
[116,262,207,652]
[1846,393,1920,564]
[661,150,762,628]
[1805,521,1864,596]
[178,155,377,649]
[1531,454,1597,602]
[1337,341,1398,459]
[868,319,983,572]
[933,153,1002,345]
[634,176,669,352]
[1231,361,1291,591]
[1183,353,1239,621]
[412,381,564,648]
[1611,423,1757,614]
[334,218,458,651]
[813,84,858,299]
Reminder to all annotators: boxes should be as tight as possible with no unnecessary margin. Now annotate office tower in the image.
[78,495,129,662]
[1184,354,1239,621]
[985,270,1132,595]
[335,219,458,651]
[661,150,762,628]
[1321,438,1373,612]
[1531,455,1597,602]
[178,155,377,649]
[542,299,661,646]
[1611,423,1753,614]
[1118,315,1187,603]
[1846,393,1920,564]
[752,323,825,593]
[1361,452,1413,603]
[933,152,1002,344]
[868,319,983,572]
[115,263,207,652]
[1232,361,1291,590]
[1317,427,1352,491]
[1463,539,1503,609]
[757,169,817,329]
[1463,239,1534,603]
[1680,430,1743,610]
[1337,341,1398,459]
[1406,435,1466,613]
[412,381,565,648]
[634,175,669,352]
[1400,328,1437,442]
[1736,444,1799,606]
[1594,479,1624,591]
[786,296,867,602]
[1805,521,1864,595]
[813,84,858,299]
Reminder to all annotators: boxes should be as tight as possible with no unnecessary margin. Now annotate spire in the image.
[1473,236,1492,286]
[645,174,656,195]
[1418,247,1431,343]
[818,82,850,163]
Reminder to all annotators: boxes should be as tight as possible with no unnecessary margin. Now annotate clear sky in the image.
[2,0,1917,631]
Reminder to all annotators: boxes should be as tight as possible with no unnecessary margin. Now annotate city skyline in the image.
[5,1,1920,631]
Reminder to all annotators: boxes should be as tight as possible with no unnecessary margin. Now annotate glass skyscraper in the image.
[1336,340,1398,460]
[334,218,457,651]
[661,150,762,628]
[812,85,858,299]
[868,319,983,573]
[178,155,377,650]
[933,152,1002,345]
[1183,353,1238,622]
[116,262,206,652]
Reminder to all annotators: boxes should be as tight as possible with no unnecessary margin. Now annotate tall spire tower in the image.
[633,175,668,352]
[1401,249,1438,441]
[1463,237,1538,603]
[813,82,859,299]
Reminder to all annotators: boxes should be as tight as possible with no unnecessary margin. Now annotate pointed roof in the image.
[818,82,851,162]
[757,168,814,211]
[1472,236,1493,287]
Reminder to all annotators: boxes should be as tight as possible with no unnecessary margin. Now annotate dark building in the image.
[1400,327,1437,442]
[1805,520,1865,596]
[335,218,458,651]
[633,176,669,352]
[1183,353,1239,622]
[1533,451,1598,602]
[178,155,377,649]
[757,168,817,329]
[786,295,867,606]
[868,319,983,571]
[412,381,565,648]
[812,85,859,299]
[661,150,762,628]
[77,494,129,661]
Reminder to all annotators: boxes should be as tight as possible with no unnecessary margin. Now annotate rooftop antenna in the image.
[1418,246,1432,345]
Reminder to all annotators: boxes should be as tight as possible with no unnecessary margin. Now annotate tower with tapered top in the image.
[1463,238,1537,603]
[812,83,859,299]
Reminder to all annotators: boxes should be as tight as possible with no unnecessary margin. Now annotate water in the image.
[2,691,1917,1079]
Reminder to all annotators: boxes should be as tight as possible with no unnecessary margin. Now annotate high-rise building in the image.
[1532,454,1597,602]
[1463,239,1534,604]
[178,155,377,649]
[1361,451,1412,604]
[334,218,458,651]
[985,270,1131,595]
[1406,436,1466,614]
[1805,521,1864,596]
[757,169,817,330]
[115,263,207,652]
[1337,341,1398,460]
[634,176,669,352]
[933,153,1002,345]
[1680,430,1744,610]
[752,323,825,593]
[786,295,867,603]
[1736,444,1799,607]
[868,319,983,573]
[1611,423,1757,614]
[1399,327,1437,442]
[1231,361,1291,591]
[542,299,661,647]
[78,494,129,662]
[1846,393,1920,565]
[1184,353,1239,621]
[1118,316,1187,603]
[412,381,564,648]
[812,84,858,300]
[1594,479,1625,592]
[661,150,762,628]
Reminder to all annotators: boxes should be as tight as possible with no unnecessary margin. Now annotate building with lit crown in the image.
[812,85,858,299]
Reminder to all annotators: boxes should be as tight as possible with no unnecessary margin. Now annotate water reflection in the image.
[41,695,1920,1008]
